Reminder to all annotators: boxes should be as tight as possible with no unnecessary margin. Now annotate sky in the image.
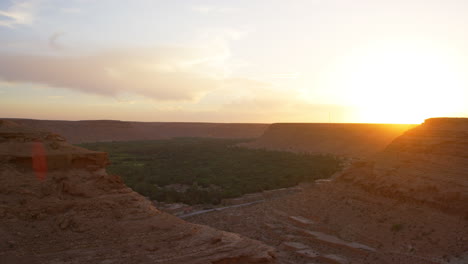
[1,0,468,124]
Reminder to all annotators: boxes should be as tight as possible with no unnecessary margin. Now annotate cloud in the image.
[48,31,65,50]
[0,46,238,101]
[271,72,301,79]
[60,7,81,14]
[192,6,236,15]
[0,0,36,27]
[221,88,293,112]
[47,95,64,99]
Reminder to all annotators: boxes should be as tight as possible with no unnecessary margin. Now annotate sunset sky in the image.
[1,0,468,124]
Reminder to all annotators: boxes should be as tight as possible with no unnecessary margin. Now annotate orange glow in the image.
[323,41,468,124]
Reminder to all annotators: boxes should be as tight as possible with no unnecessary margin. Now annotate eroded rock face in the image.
[0,120,108,172]
[187,118,468,264]
[242,123,415,158]
[0,121,275,263]
[338,118,468,216]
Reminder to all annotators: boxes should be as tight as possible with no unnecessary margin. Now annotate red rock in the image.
[0,121,275,263]
[338,118,468,216]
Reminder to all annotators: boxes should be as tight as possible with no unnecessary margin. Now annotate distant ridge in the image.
[4,118,269,144]
[242,122,416,158]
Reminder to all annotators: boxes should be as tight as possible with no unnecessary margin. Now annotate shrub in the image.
[80,138,342,205]
[391,223,404,232]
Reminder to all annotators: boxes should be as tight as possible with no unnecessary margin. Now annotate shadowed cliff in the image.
[5,119,269,144]
[242,123,415,158]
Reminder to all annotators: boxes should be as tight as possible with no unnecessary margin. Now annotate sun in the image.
[324,41,468,124]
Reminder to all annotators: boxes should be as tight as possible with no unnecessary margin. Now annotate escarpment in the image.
[6,118,269,144]
[242,123,415,158]
[188,118,468,264]
[0,120,108,172]
[0,120,275,263]
[338,118,468,215]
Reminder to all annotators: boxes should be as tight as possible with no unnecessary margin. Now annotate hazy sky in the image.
[1,0,468,123]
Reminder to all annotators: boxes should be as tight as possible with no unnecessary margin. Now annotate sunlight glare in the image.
[327,42,468,123]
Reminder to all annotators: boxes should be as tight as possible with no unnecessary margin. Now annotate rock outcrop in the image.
[242,123,415,158]
[0,120,108,172]
[187,118,468,264]
[338,118,468,216]
[0,120,275,263]
[6,119,269,144]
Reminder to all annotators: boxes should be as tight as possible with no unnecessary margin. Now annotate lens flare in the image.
[32,141,47,180]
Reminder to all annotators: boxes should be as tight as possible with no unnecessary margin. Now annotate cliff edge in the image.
[242,123,415,158]
[6,119,269,144]
[0,120,275,263]
[338,118,468,216]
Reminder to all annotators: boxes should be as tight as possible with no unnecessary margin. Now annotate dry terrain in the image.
[1,118,467,264]
[339,118,468,215]
[188,181,467,264]
[0,120,275,263]
[6,119,269,144]
[242,123,415,158]
[189,118,468,264]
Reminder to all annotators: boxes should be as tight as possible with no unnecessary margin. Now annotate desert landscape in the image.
[5,119,269,144]
[1,1,468,263]
[241,123,415,159]
[189,118,468,264]
[1,118,467,263]
[0,120,275,263]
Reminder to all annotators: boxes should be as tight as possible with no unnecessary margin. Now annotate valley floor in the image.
[187,181,468,264]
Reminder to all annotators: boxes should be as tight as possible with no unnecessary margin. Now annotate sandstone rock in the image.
[281,241,309,251]
[296,249,319,258]
[288,216,315,226]
[300,230,375,252]
[189,117,468,263]
[338,118,468,216]
[242,123,415,158]
[0,121,275,263]
[319,254,349,264]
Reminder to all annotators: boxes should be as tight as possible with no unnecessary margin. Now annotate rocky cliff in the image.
[338,118,468,216]
[243,123,415,158]
[187,118,468,264]
[0,120,275,263]
[6,119,269,144]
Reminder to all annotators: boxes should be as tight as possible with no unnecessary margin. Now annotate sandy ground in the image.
[188,181,468,264]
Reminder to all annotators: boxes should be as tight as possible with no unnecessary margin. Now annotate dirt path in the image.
[179,200,264,218]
